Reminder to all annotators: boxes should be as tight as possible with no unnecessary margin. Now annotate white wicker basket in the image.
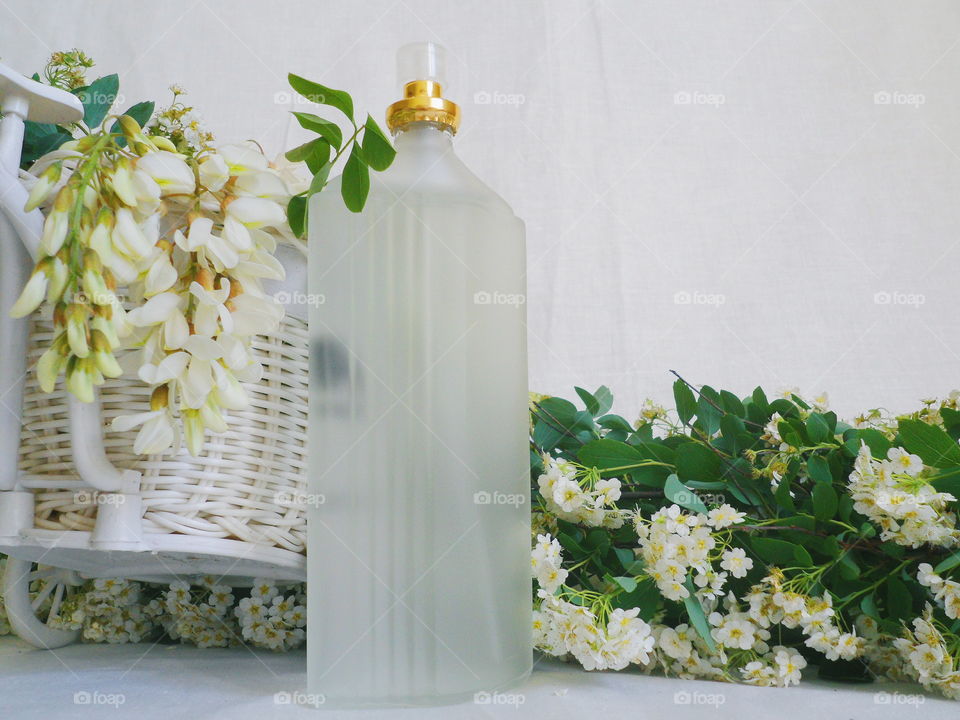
[19,312,309,554]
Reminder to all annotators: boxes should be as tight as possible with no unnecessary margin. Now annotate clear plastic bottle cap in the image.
[396,42,447,89]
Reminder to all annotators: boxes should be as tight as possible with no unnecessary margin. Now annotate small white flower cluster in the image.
[855,615,915,682]
[634,503,748,603]
[649,602,808,687]
[917,563,960,619]
[890,610,960,700]
[652,622,723,681]
[738,646,808,687]
[762,412,787,450]
[848,445,960,548]
[235,579,306,652]
[531,534,568,593]
[147,578,237,648]
[531,534,655,670]
[50,578,155,643]
[537,453,625,528]
[744,570,863,661]
[533,595,655,671]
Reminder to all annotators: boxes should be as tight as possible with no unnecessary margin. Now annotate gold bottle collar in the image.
[386,80,460,135]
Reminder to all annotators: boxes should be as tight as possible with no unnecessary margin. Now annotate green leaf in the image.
[752,537,806,566]
[774,478,796,512]
[751,386,769,413]
[308,162,332,194]
[340,144,369,212]
[597,414,633,433]
[806,413,830,443]
[898,419,960,468]
[673,379,697,424]
[285,137,326,162]
[931,467,960,497]
[291,112,343,149]
[286,195,307,238]
[575,387,600,416]
[838,552,860,580]
[578,439,641,473]
[533,397,584,452]
[361,114,396,171]
[611,576,637,593]
[886,576,913,620]
[696,386,722,435]
[854,428,892,458]
[77,74,119,129]
[611,578,661,617]
[807,455,833,485]
[682,577,716,652]
[935,549,960,574]
[305,142,332,176]
[860,591,879,619]
[719,390,744,416]
[675,442,721,483]
[812,483,839,521]
[288,73,354,120]
[556,532,587,557]
[614,547,637,571]
[20,122,73,168]
[793,544,813,566]
[664,474,708,514]
[593,386,614,416]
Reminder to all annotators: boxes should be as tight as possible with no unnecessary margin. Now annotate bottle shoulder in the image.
[313,149,520,221]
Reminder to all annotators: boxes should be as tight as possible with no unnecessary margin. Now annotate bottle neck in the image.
[392,122,454,154]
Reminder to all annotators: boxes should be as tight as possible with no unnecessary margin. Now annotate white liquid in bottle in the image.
[307,42,531,707]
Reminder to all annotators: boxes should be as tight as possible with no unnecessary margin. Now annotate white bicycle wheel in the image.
[2,556,82,649]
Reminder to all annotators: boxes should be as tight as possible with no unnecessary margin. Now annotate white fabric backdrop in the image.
[3,0,960,420]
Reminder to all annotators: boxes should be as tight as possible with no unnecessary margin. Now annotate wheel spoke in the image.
[31,580,56,611]
[48,583,66,620]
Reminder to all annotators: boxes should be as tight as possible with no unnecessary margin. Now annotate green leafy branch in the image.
[283,73,397,237]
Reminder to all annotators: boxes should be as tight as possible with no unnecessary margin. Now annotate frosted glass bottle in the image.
[306,43,531,707]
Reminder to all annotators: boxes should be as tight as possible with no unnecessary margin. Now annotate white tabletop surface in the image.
[1,636,956,719]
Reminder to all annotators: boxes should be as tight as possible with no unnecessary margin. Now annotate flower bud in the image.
[9,270,48,318]
[90,330,122,378]
[66,303,90,358]
[45,256,69,303]
[39,187,73,255]
[24,161,62,212]
[65,357,92,402]
[150,136,178,153]
[36,334,69,393]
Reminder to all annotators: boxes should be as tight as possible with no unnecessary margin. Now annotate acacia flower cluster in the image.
[15,113,292,455]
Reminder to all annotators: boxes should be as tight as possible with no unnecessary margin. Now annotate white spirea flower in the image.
[720,547,753,578]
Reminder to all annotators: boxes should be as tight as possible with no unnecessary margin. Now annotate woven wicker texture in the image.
[19,317,309,554]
